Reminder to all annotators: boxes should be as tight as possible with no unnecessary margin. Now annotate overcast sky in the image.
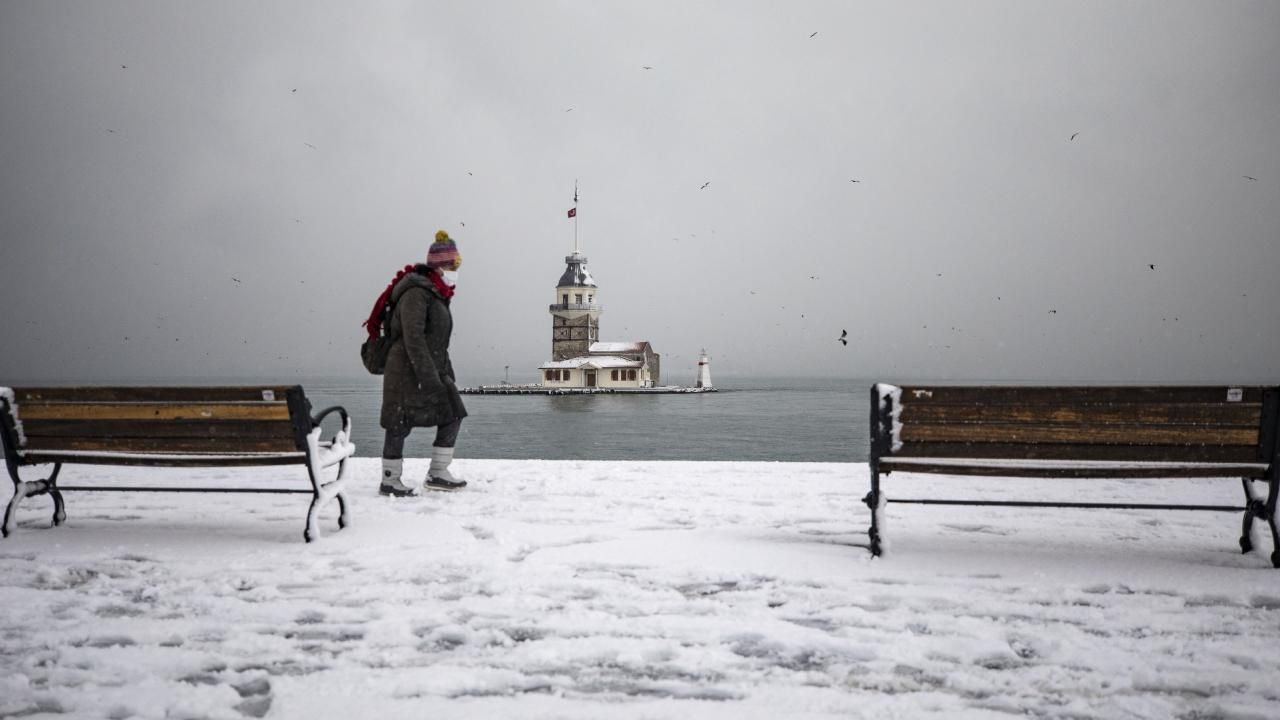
[1,1,1277,386]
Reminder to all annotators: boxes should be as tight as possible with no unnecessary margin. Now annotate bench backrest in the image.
[873,384,1279,469]
[0,386,314,467]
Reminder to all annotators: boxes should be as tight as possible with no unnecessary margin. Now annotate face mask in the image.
[441,270,459,285]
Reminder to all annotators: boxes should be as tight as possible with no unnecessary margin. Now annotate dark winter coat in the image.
[380,267,468,431]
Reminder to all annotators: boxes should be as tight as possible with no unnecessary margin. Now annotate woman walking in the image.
[377,230,468,496]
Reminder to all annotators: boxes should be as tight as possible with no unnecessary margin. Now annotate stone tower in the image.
[549,251,602,361]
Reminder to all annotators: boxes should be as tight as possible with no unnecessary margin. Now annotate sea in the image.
[304,376,874,463]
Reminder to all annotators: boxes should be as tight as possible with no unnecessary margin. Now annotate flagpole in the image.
[573,180,579,254]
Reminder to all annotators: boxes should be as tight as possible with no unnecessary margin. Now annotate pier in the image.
[460,385,716,395]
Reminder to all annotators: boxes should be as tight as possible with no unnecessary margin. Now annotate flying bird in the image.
[1070,132,1080,141]
[291,88,297,93]
[700,181,710,189]
[232,277,241,284]
[1149,264,1155,269]
[837,329,848,346]
[1244,175,1257,181]
[642,66,653,70]
[303,142,317,150]
[809,32,818,38]
[1049,309,1057,314]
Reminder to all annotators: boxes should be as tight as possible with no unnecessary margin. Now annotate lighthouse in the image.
[695,349,713,389]
[549,251,601,361]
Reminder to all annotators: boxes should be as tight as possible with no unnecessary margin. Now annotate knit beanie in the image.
[426,230,462,269]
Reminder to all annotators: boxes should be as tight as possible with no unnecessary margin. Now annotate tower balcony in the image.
[549,303,603,313]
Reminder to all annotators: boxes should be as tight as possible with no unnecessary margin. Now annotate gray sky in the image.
[2,0,1277,385]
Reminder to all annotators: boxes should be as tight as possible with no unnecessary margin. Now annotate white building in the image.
[539,253,661,389]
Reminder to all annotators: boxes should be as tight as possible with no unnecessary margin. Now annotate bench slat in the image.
[21,419,297,441]
[13,386,297,403]
[891,441,1264,463]
[900,422,1259,447]
[20,436,300,455]
[896,385,1269,405]
[900,403,1262,427]
[878,459,1270,479]
[17,403,292,422]
[19,452,304,467]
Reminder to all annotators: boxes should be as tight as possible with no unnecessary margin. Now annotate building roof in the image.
[556,252,597,288]
[539,355,642,370]
[589,341,650,354]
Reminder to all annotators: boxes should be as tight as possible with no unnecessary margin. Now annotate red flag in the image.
[567,207,577,218]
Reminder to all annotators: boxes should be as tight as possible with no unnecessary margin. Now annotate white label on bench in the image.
[1226,388,1242,402]
[262,390,276,401]
[912,389,933,399]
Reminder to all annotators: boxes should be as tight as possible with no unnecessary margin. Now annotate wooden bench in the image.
[866,384,1280,566]
[0,385,354,542]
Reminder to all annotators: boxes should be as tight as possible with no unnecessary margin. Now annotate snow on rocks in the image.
[0,459,1278,719]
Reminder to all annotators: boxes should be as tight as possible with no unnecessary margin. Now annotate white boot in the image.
[379,458,417,497]
[425,447,466,491]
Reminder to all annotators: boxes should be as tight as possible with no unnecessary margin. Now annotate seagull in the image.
[642,66,653,70]
[1070,132,1080,141]
[850,179,861,183]
[1149,264,1155,269]
[121,65,127,69]
[1244,175,1257,181]
[837,329,848,346]
[1049,309,1057,314]
[700,181,710,189]
[809,31,818,38]
[291,88,297,93]
[303,142,317,150]
[232,277,241,284]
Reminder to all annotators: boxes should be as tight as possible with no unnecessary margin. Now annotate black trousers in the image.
[382,418,462,460]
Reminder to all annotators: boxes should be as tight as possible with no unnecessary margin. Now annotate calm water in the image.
[304,376,873,463]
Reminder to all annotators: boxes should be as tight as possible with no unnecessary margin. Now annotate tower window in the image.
[588,294,593,303]
[562,294,568,305]
[575,293,583,304]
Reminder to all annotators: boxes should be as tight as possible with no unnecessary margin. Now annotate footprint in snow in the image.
[463,524,494,540]
[1249,594,1280,610]
[941,523,1012,536]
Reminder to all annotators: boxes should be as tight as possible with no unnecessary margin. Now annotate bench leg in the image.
[865,467,883,557]
[3,463,64,538]
[1264,477,1280,569]
[1240,478,1260,554]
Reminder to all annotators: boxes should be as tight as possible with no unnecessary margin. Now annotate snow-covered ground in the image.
[2,459,1278,719]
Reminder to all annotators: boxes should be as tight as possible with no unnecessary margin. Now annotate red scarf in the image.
[428,270,456,300]
[362,265,456,340]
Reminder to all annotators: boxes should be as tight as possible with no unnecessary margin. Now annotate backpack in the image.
[360,265,413,375]
[360,330,396,375]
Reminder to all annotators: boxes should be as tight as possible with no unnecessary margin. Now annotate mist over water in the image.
[305,376,872,463]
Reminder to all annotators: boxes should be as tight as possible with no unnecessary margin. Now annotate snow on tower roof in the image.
[589,341,649,354]
[538,355,642,370]
[556,252,597,288]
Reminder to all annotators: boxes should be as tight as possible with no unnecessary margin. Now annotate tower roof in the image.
[557,252,597,288]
